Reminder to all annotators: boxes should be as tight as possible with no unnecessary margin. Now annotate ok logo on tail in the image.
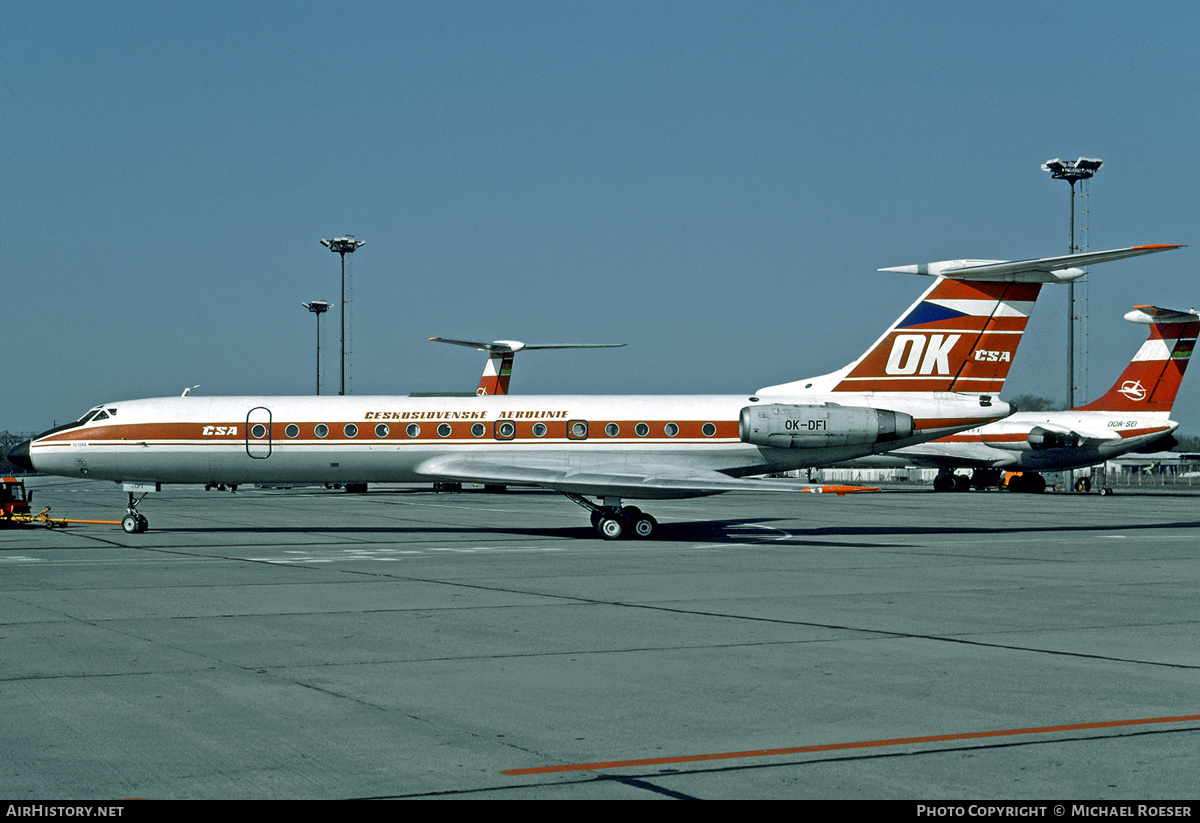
[884,333,962,376]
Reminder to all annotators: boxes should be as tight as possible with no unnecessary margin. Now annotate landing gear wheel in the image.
[1100,486,1115,496]
[933,474,954,493]
[122,514,147,534]
[632,514,657,539]
[597,517,624,540]
[952,474,970,493]
[590,510,602,528]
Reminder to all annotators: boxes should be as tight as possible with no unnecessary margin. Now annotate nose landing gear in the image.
[119,483,159,533]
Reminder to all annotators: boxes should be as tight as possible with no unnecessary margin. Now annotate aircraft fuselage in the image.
[24,392,1004,489]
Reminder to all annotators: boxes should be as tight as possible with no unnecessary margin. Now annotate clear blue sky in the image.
[4,1,1198,435]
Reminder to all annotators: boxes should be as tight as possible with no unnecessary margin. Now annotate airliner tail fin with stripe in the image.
[1076,305,1199,413]
[758,245,1182,398]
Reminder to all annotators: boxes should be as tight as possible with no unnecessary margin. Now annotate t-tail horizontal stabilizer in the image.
[429,338,626,396]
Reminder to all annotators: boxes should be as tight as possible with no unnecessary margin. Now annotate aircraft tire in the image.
[122,514,142,534]
[1100,487,1115,496]
[632,514,657,539]
[952,474,971,493]
[933,475,955,493]
[597,517,624,540]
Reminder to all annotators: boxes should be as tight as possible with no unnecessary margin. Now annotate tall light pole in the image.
[320,235,366,395]
[302,301,331,395]
[1042,158,1102,409]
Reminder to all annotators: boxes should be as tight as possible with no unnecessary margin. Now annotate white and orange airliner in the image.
[8,244,1180,537]
[854,303,1198,493]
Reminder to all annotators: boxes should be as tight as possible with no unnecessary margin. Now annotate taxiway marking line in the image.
[500,713,1200,776]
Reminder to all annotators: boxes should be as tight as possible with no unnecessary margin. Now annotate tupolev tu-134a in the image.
[7,244,1180,538]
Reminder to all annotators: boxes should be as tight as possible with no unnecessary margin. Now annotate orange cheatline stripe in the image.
[500,713,1200,776]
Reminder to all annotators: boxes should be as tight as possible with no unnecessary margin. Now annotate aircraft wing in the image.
[413,458,872,499]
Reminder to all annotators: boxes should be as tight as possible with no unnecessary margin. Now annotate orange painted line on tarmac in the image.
[500,713,1200,776]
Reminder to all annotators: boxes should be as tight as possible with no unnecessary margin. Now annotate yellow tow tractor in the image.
[1,477,121,528]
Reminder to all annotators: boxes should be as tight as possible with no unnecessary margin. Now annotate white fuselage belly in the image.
[29,392,1001,487]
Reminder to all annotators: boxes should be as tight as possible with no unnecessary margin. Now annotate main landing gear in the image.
[932,468,1049,493]
[932,468,1001,492]
[1004,472,1047,494]
[562,493,658,540]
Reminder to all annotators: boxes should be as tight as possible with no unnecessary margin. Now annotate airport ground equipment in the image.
[0,476,33,525]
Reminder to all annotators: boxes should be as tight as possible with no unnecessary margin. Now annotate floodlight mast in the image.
[1041,157,1102,409]
[303,301,332,395]
[319,236,365,395]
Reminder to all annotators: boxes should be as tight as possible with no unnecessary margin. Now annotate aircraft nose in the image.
[6,440,33,472]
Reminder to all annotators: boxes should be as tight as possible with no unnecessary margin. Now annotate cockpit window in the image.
[76,406,116,424]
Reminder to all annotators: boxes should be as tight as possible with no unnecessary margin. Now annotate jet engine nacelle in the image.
[1027,426,1081,451]
[739,403,914,449]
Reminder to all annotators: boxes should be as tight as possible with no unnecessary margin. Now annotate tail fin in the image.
[756,245,1182,398]
[1076,306,1199,413]
[831,277,1041,393]
[478,350,516,395]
